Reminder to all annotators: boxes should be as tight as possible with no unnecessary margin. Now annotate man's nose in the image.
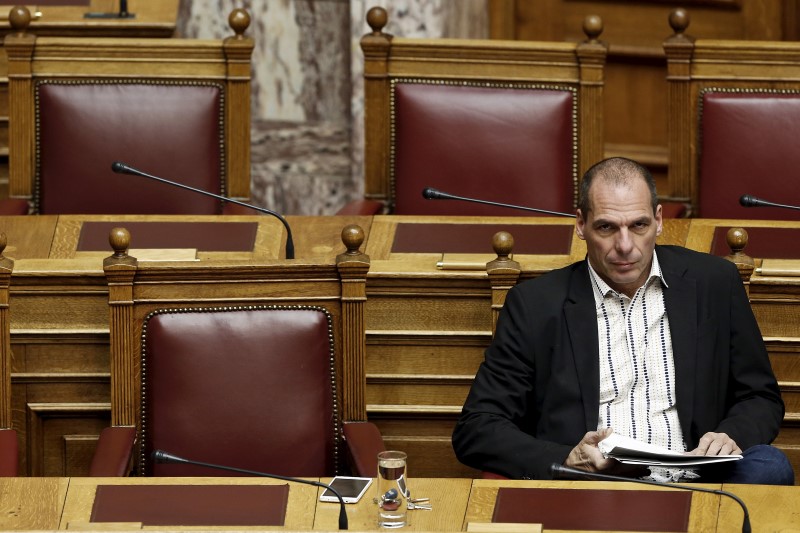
[615,228,634,253]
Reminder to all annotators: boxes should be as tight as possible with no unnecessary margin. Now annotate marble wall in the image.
[177,0,487,215]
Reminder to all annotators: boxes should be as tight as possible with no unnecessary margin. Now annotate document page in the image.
[598,433,742,466]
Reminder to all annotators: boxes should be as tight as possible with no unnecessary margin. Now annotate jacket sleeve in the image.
[452,285,572,479]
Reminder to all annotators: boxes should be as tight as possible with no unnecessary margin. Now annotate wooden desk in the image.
[718,483,800,532]
[0,477,68,531]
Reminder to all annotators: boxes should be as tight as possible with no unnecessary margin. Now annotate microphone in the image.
[152,449,348,530]
[111,162,295,259]
[549,463,750,533]
[421,187,576,218]
[739,194,800,212]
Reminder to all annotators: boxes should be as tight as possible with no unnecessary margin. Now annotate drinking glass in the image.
[377,450,408,528]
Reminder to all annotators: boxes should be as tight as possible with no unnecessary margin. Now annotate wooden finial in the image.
[228,8,251,38]
[0,232,6,256]
[582,14,603,43]
[366,6,388,34]
[725,227,755,283]
[492,231,514,260]
[109,227,131,258]
[340,224,365,255]
[669,8,690,36]
[8,5,31,32]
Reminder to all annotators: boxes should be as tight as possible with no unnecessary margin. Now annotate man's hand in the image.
[564,428,648,477]
[689,432,742,456]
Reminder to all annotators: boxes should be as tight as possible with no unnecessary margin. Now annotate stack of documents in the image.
[598,433,742,467]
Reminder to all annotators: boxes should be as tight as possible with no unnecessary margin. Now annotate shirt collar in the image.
[588,250,668,305]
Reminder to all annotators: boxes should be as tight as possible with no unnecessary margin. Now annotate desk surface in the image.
[0,477,797,532]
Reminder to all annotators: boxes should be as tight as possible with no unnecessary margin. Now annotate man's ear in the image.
[655,204,663,236]
[576,209,586,240]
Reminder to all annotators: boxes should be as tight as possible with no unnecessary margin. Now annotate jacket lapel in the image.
[658,247,698,443]
[564,262,601,432]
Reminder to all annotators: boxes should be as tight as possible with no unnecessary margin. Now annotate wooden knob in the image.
[669,8,689,35]
[366,6,388,34]
[229,8,251,37]
[726,227,748,254]
[492,231,514,258]
[583,14,603,41]
[109,227,131,256]
[0,232,6,256]
[341,224,365,254]
[8,5,31,32]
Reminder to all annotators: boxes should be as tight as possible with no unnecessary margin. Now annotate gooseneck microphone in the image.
[549,463,750,533]
[152,450,347,530]
[739,194,800,212]
[111,162,295,259]
[421,187,576,218]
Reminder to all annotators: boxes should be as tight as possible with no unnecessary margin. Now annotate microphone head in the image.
[421,187,439,200]
[111,161,130,174]
[739,194,759,207]
[152,449,182,464]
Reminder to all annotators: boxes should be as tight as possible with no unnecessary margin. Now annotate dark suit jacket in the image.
[452,245,784,479]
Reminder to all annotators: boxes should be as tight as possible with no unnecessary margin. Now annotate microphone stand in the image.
[111,162,295,259]
[421,187,576,218]
[152,450,348,530]
[550,463,750,533]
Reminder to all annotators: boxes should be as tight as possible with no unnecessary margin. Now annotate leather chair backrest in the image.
[699,90,800,220]
[392,81,576,216]
[140,306,339,477]
[36,82,225,214]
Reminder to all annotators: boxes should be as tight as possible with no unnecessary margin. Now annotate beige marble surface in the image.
[176,0,488,215]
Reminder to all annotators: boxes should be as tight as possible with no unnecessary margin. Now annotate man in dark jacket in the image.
[452,157,793,484]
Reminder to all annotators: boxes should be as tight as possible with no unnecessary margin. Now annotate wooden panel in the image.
[489,0,800,183]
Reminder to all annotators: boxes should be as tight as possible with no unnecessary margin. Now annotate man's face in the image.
[576,177,663,298]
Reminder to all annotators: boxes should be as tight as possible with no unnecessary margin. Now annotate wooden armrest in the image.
[335,199,385,216]
[0,429,18,476]
[342,421,385,477]
[89,426,136,477]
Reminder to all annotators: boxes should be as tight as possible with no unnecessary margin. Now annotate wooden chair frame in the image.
[664,8,800,215]
[360,6,606,213]
[3,6,254,208]
[102,225,370,474]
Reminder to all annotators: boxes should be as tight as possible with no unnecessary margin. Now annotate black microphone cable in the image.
[152,449,348,530]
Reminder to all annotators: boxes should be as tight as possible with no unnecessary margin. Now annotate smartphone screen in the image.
[319,476,374,503]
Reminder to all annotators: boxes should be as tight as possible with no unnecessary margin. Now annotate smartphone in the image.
[319,476,374,503]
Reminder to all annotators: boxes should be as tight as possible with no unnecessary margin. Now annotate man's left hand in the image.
[689,432,742,456]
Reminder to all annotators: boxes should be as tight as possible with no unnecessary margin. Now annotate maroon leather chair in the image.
[665,8,800,220]
[698,90,800,220]
[92,226,382,478]
[344,6,607,217]
[4,6,254,214]
[0,429,17,477]
[94,307,382,478]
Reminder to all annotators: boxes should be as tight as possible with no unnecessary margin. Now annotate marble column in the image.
[177,0,487,215]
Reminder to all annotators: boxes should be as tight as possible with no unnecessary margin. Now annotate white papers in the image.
[598,433,742,467]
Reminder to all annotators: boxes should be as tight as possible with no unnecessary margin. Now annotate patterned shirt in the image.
[588,252,695,481]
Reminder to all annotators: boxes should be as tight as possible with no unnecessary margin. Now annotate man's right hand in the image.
[564,428,649,477]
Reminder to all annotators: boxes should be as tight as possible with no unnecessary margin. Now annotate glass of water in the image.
[377,450,408,528]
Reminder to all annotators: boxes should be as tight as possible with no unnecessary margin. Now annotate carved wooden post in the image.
[103,228,138,426]
[5,6,36,199]
[223,8,254,200]
[487,231,520,335]
[576,15,607,180]
[361,6,392,206]
[0,234,13,429]
[336,225,370,421]
[664,8,696,208]
[724,227,755,296]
